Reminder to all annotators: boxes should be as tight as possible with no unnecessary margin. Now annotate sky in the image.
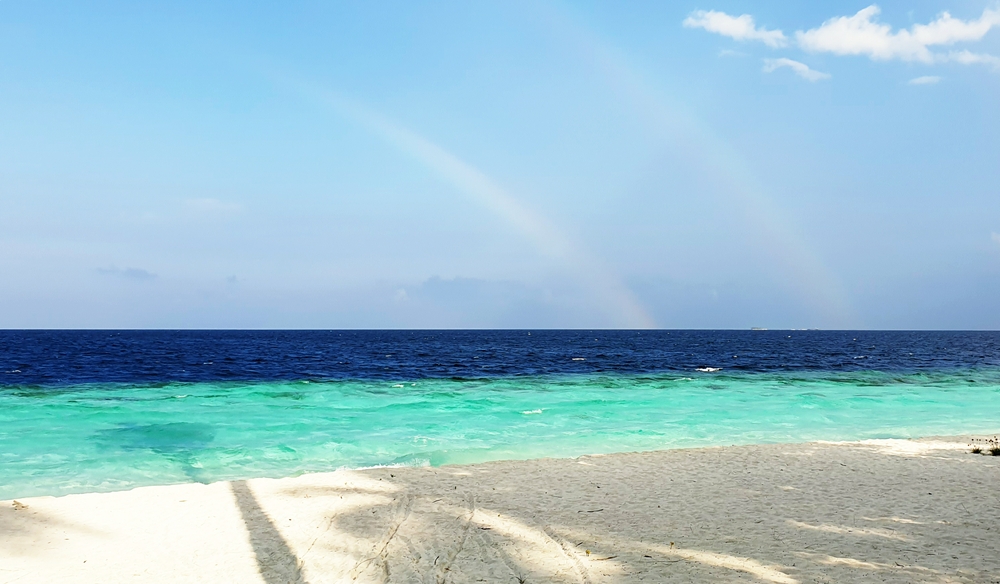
[1,1,999,329]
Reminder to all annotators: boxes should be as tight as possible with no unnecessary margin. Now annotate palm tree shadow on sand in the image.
[231,480,309,584]
[93,422,308,584]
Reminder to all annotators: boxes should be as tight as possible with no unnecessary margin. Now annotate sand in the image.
[3,436,999,583]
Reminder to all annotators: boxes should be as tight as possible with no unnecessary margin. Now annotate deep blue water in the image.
[4,330,1000,385]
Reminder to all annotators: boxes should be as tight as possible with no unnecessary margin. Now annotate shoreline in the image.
[9,427,1000,502]
[3,435,999,583]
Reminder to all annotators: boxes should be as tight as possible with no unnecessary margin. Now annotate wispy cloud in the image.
[941,49,1000,67]
[908,75,941,85]
[797,5,1000,64]
[683,10,787,47]
[763,58,831,81]
[992,232,1000,246]
[97,266,157,281]
[184,198,244,214]
[718,48,748,58]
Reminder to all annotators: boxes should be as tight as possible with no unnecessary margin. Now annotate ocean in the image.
[2,330,999,500]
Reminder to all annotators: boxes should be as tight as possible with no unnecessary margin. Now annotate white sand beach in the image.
[3,436,999,583]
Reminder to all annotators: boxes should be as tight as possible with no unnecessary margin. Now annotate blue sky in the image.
[2,1,998,329]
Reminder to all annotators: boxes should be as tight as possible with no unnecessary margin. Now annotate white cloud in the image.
[763,58,831,81]
[993,232,1000,246]
[908,75,941,85]
[796,5,1000,63]
[684,10,787,47]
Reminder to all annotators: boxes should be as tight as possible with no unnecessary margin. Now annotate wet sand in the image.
[3,436,999,583]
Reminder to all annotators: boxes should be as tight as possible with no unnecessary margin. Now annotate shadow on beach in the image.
[4,438,998,583]
[98,422,311,583]
[231,480,309,584]
[239,439,1000,583]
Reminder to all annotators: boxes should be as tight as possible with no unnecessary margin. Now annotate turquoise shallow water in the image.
[3,370,1000,500]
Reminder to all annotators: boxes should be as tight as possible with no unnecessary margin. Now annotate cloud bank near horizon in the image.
[97,266,157,281]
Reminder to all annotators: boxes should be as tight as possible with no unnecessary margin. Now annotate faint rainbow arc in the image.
[547,6,857,327]
[316,93,657,329]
